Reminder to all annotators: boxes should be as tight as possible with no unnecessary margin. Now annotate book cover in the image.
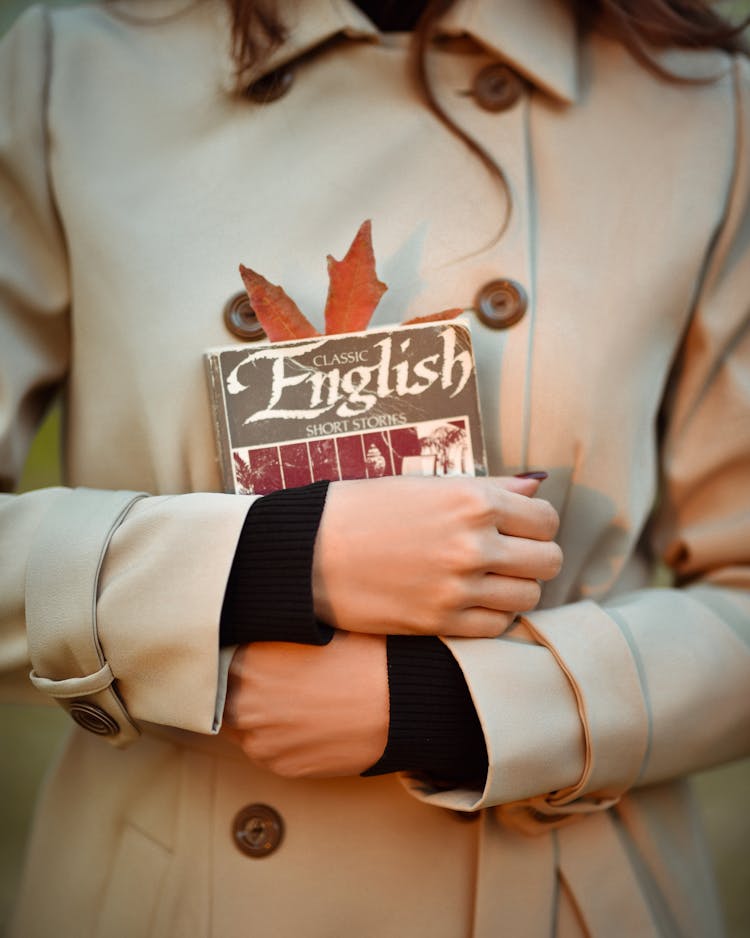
[205,321,487,495]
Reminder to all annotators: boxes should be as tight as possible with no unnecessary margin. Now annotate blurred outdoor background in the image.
[1,0,749,935]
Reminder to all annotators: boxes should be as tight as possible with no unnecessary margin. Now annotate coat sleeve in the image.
[0,7,252,746]
[404,55,750,819]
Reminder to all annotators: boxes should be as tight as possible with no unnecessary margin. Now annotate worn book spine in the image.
[204,353,235,493]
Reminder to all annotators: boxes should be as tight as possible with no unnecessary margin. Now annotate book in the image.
[205,321,487,495]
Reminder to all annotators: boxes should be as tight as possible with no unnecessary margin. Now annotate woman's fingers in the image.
[471,574,542,614]
[444,607,515,638]
[487,483,561,541]
[483,535,563,581]
[435,574,542,636]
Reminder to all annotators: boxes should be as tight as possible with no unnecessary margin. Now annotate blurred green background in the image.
[1,0,749,934]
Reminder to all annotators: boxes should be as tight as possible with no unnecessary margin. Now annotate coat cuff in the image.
[518,601,649,808]
[400,602,649,822]
[95,491,253,736]
[25,488,147,747]
[26,488,254,743]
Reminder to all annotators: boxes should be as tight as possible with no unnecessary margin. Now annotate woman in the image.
[1,0,748,935]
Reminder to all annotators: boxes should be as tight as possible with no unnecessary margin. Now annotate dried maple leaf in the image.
[238,265,320,341]
[323,219,387,334]
[238,221,460,342]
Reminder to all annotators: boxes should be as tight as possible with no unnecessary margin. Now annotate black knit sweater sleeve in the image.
[362,635,488,785]
[219,481,334,647]
[219,481,488,784]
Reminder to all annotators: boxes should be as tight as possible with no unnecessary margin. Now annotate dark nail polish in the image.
[514,471,548,481]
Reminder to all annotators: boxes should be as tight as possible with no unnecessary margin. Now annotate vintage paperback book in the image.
[205,321,487,495]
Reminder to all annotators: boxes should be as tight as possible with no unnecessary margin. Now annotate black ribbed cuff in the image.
[362,635,488,786]
[219,480,334,647]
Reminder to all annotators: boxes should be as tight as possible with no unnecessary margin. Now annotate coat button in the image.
[223,292,266,341]
[475,279,528,329]
[69,701,120,736]
[473,63,524,112]
[244,65,295,104]
[232,804,284,858]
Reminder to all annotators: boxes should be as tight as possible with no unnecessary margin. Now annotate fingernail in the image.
[514,471,548,481]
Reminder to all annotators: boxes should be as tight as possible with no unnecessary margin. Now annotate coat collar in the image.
[436,0,580,104]
[222,0,580,104]
[217,0,377,92]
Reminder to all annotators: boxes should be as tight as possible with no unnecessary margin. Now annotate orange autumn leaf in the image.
[403,308,464,326]
[323,219,387,334]
[238,264,319,341]
[238,221,458,342]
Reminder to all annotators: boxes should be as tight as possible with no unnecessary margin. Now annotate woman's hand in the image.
[223,632,388,778]
[312,475,561,638]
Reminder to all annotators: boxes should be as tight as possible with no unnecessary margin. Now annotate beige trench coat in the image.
[1,0,749,935]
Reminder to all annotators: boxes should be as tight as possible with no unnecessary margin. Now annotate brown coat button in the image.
[244,65,295,104]
[223,292,266,341]
[69,701,120,736]
[473,63,524,112]
[232,804,284,858]
[475,279,528,329]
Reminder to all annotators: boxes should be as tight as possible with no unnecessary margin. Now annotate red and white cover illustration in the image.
[205,321,487,495]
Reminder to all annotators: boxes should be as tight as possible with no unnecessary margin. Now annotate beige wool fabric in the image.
[1,0,749,935]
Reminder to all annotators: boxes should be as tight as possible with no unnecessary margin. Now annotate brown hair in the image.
[228,0,749,81]
[573,0,749,79]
